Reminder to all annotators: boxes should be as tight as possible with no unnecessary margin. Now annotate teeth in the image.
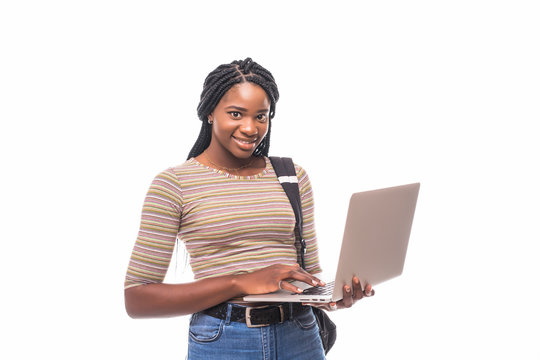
[235,137,256,144]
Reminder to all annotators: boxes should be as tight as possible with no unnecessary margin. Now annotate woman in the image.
[124,58,373,359]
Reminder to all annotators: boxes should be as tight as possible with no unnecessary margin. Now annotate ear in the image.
[207,113,214,124]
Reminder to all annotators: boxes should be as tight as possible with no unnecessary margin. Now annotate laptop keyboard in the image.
[302,281,335,296]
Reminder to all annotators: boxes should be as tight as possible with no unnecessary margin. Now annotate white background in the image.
[1,1,539,359]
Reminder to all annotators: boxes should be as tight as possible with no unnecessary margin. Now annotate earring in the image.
[208,119,213,124]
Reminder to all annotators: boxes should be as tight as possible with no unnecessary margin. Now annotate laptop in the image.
[243,183,420,303]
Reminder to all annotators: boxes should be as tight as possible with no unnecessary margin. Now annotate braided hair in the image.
[187,58,280,159]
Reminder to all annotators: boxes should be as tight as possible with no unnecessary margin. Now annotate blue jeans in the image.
[187,304,326,360]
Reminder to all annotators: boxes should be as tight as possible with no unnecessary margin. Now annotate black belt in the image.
[202,303,309,328]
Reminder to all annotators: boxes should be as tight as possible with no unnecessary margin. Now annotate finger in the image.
[334,299,346,310]
[342,284,354,308]
[352,277,364,300]
[304,271,326,286]
[311,274,326,286]
[279,280,303,293]
[291,267,325,285]
[287,268,325,287]
[364,284,375,297]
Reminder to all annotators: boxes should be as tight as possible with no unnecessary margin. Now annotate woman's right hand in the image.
[237,263,325,295]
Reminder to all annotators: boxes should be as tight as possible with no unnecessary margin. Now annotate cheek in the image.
[259,123,269,138]
[212,121,229,138]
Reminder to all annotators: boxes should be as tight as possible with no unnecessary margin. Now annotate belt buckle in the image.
[245,305,285,328]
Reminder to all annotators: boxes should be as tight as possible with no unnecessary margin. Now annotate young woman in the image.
[124,58,374,359]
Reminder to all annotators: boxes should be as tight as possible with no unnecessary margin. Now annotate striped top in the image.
[125,156,322,289]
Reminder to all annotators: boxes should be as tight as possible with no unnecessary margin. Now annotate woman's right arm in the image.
[124,274,242,318]
[125,263,323,318]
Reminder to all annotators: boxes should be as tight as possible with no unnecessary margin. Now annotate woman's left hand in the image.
[302,276,374,311]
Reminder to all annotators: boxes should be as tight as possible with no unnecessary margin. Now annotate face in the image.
[207,82,271,162]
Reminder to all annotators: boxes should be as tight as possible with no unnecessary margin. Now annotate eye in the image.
[229,111,242,119]
[257,114,268,122]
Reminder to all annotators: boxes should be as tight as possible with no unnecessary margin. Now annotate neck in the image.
[203,152,255,173]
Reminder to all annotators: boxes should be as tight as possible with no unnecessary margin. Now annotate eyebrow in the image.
[225,105,269,113]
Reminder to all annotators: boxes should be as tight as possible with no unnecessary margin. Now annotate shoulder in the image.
[148,159,199,196]
[152,158,205,182]
[268,156,312,184]
[164,158,200,176]
[290,161,314,197]
[293,162,308,178]
[291,161,312,184]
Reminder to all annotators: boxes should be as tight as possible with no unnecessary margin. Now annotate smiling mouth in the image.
[233,136,258,144]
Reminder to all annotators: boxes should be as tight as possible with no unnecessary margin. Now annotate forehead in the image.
[219,82,270,108]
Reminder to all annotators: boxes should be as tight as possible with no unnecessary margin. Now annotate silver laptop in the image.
[243,183,420,303]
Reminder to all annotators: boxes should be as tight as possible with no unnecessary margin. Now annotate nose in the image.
[239,117,258,136]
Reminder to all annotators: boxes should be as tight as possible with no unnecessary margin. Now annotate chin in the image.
[234,150,256,159]
[230,145,260,159]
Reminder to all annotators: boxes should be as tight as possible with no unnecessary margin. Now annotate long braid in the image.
[187,58,279,159]
[187,121,212,160]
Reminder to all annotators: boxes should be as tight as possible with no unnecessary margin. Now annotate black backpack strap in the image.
[271,157,337,355]
[269,156,306,269]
